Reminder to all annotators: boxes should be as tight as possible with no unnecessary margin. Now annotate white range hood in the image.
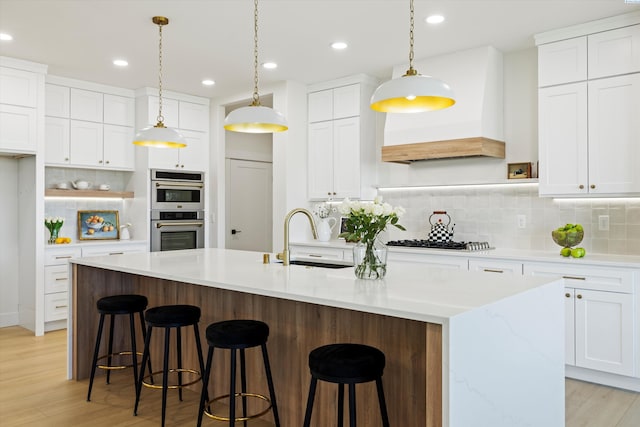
[382,46,506,164]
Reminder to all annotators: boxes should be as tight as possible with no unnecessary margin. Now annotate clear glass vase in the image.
[353,240,388,279]
[48,227,60,244]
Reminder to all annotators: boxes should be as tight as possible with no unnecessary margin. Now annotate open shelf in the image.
[45,189,134,198]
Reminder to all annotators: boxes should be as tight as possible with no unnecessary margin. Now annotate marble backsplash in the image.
[372,186,640,256]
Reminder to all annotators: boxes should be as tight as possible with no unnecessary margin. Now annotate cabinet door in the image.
[148,145,179,169]
[103,124,134,170]
[538,83,588,196]
[178,101,208,131]
[177,129,207,171]
[45,117,70,165]
[565,288,576,366]
[588,24,640,79]
[146,96,179,128]
[70,120,103,167]
[588,74,640,194]
[308,121,334,199]
[103,94,134,126]
[333,84,360,119]
[44,264,70,294]
[468,259,523,275]
[0,66,37,107]
[538,37,587,87]
[45,84,70,117]
[0,104,37,153]
[574,289,634,376]
[308,90,333,123]
[70,88,103,122]
[332,117,360,199]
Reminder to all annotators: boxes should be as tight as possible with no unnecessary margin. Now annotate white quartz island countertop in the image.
[71,248,565,427]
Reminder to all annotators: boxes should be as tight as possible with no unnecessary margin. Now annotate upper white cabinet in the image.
[135,89,210,171]
[307,75,377,201]
[537,16,640,197]
[44,78,135,170]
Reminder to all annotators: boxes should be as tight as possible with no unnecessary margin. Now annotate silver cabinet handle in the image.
[155,181,203,188]
[55,305,68,309]
[562,276,586,280]
[109,252,124,255]
[483,268,504,273]
[155,222,203,228]
[55,277,68,281]
[55,255,72,259]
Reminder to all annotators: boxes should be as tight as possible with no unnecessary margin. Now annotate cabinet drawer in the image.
[44,247,81,265]
[290,245,344,260]
[45,292,69,322]
[44,265,70,294]
[469,259,523,275]
[523,262,635,293]
[81,244,147,257]
[387,251,468,270]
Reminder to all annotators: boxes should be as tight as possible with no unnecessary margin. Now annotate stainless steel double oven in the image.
[150,169,205,252]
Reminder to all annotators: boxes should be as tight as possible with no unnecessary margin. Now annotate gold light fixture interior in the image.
[133,16,187,148]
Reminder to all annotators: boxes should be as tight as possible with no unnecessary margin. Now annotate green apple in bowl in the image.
[552,223,584,249]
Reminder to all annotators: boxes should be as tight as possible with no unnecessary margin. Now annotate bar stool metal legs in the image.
[87,294,149,401]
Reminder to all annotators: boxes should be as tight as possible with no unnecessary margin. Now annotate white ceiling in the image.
[1,0,638,101]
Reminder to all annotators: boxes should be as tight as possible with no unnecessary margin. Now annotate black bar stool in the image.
[197,319,280,427]
[302,343,390,427]
[134,304,205,427]
[87,294,149,401]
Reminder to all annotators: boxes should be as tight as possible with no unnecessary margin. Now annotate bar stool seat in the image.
[134,304,205,427]
[87,294,148,402]
[303,343,390,427]
[197,319,280,427]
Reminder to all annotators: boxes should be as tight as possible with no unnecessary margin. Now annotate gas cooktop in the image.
[386,240,493,251]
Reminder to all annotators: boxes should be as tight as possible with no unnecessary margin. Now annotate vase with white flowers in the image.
[312,202,337,242]
[45,217,64,244]
[338,197,405,279]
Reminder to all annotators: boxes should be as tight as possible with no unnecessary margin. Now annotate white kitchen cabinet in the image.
[0,65,38,107]
[70,88,103,122]
[103,124,135,169]
[44,293,69,322]
[538,37,587,87]
[81,242,147,257]
[69,120,103,167]
[307,76,377,201]
[178,101,209,132]
[387,250,468,270]
[290,244,346,261]
[45,84,70,117]
[146,129,206,171]
[44,117,70,165]
[468,258,523,275]
[588,24,640,79]
[142,96,179,128]
[0,104,37,153]
[43,246,81,330]
[103,94,135,126]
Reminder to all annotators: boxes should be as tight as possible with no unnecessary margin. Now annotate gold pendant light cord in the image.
[406,0,417,76]
[251,0,261,106]
[157,21,165,124]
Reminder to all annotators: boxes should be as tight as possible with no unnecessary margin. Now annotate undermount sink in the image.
[276,259,353,269]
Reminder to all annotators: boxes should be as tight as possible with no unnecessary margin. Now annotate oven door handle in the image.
[155,222,204,228]
[155,181,204,188]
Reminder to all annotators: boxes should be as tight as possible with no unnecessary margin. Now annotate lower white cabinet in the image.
[45,292,70,322]
[387,250,468,270]
[290,244,347,261]
[468,259,523,275]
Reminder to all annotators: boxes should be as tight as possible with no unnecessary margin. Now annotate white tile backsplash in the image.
[378,187,640,256]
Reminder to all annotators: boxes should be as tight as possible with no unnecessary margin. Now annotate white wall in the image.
[0,157,19,326]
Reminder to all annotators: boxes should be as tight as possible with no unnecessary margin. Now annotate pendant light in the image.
[224,0,288,133]
[133,16,187,148]
[370,0,455,113]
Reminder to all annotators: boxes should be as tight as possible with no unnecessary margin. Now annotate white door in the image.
[226,159,273,252]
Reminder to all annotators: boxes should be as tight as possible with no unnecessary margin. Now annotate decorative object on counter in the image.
[132,16,187,148]
[119,222,132,240]
[223,0,288,133]
[552,223,586,258]
[313,202,337,242]
[45,216,64,244]
[78,210,119,241]
[71,180,91,190]
[427,211,455,242]
[98,184,110,191]
[338,197,405,279]
[507,162,532,179]
[369,0,455,113]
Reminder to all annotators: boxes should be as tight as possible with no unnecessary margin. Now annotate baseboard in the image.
[566,365,640,392]
[0,311,19,328]
[44,320,67,332]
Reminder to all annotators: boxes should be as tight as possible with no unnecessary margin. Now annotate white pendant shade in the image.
[370,73,456,113]
[132,124,187,148]
[224,105,288,133]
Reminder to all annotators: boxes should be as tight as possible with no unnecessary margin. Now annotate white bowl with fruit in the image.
[552,224,586,258]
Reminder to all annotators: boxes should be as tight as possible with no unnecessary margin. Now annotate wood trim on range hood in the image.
[381,137,505,164]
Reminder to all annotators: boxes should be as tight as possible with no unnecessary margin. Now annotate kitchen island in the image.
[70,248,564,427]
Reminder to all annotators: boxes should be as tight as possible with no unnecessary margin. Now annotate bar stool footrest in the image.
[96,351,144,370]
[141,368,201,389]
[204,392,272,422]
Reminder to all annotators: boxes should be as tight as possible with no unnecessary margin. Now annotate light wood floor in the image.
[1,326,639,427]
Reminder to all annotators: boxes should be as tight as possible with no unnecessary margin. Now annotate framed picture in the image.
[78,210,119,240]
[507,162,532,179]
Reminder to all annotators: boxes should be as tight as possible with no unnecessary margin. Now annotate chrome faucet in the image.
[276,208,318,266]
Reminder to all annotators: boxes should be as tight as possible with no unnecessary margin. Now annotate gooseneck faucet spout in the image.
[276,208,318,266]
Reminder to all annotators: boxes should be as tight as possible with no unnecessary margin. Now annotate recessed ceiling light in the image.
[262,62,277,69]
[202,79,215,86]
[426,15,445,24]
[113,59,128,67]
[331,41,348,50]
[0,33,13,41]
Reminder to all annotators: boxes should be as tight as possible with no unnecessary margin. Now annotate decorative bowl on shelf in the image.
[551,228,584,248]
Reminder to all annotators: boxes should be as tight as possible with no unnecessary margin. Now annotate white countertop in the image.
[71,248,560,324]
[292,239,640,268]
